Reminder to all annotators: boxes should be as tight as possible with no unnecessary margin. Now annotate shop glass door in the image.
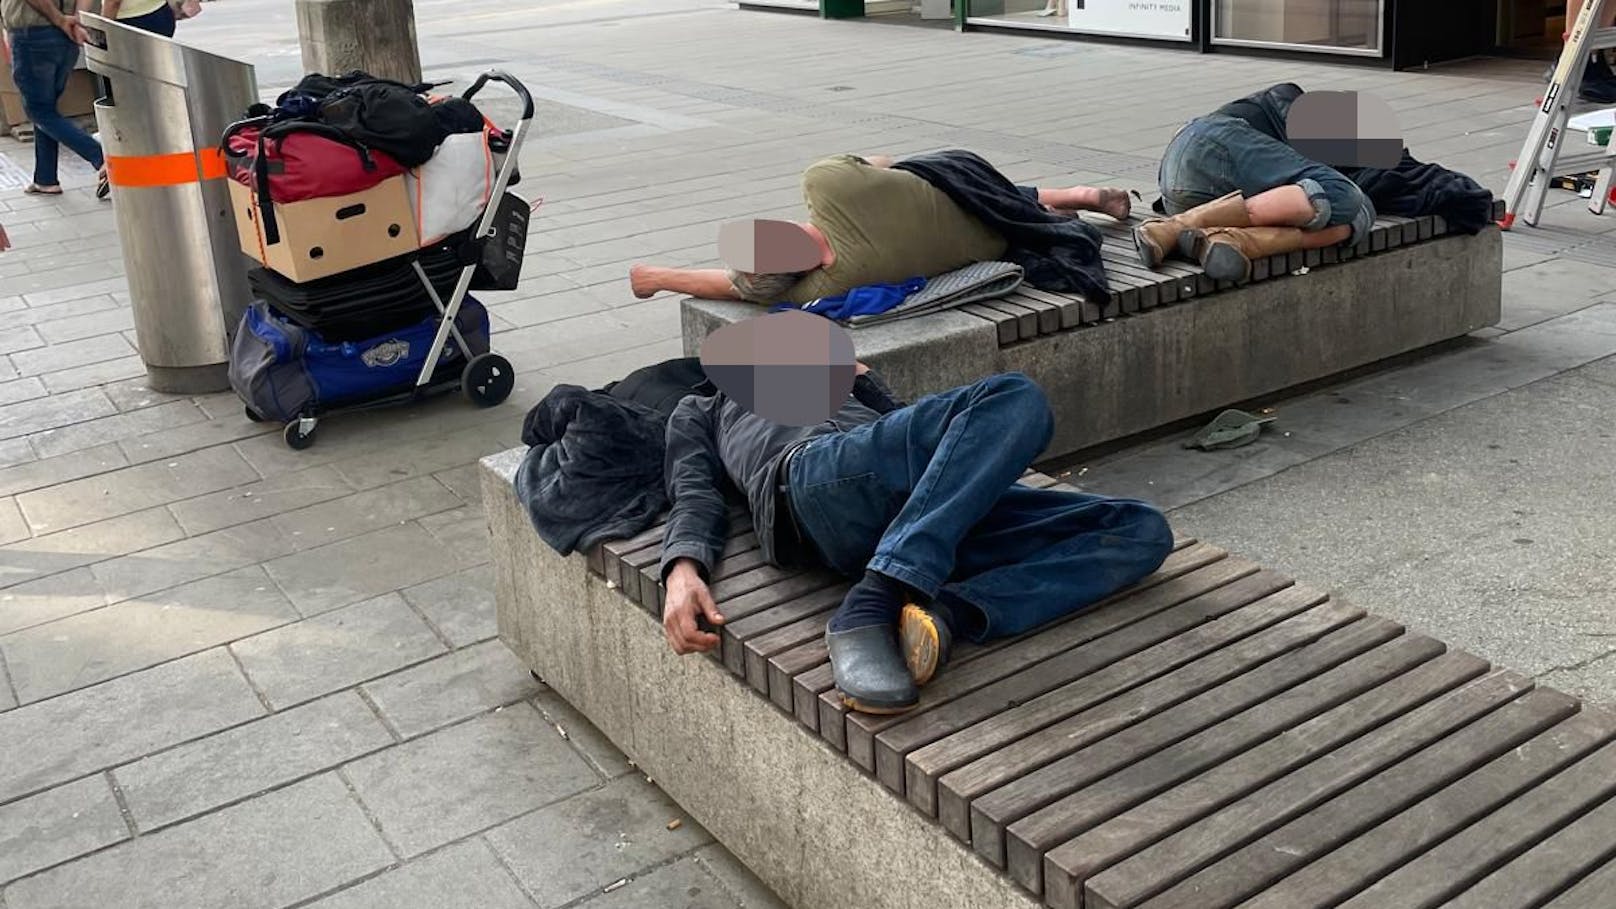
[1212,0,1386,55]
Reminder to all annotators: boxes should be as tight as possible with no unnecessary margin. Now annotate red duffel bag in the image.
[223,119,405,204]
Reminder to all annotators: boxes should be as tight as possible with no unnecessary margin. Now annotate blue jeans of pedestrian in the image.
[786,373,1175,642]
[8,26,105,187]
[1159,115,1375,245]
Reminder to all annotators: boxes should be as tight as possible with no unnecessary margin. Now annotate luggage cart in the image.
[244,70,533,450]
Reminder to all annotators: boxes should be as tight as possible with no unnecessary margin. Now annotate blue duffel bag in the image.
[230,297,491,423]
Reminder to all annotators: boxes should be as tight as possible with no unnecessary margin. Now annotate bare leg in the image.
[629,265,742,301]
[1243,185,1318,227]
[862,154,896,169]
[1299,225,1352,249]
[1038,186,1132,220]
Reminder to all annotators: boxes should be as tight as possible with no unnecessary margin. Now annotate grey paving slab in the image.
[361,640,543,739]
[0,773,393,909]
[88,516,297,605]
[0,564,114,637]
[400,565,498,648]
[690,844,790,909]
[100,377,187,414]
[308,839,536,909]
[0,326,44,356]
[0,443,125,499]
[115,413,278,465]
[39,356,146,396]
[530,689,637,781]
[271,476,463,551]
[0,774,127,885]
[575,855,746,909]
[114,692,394,831]
[1499,259,1616,331]
[8,334,134,379]
[262,523,460,616]
[486,774,712,908]
[342,703,599,858]
[167,464,356,537]
[33,308,136,345]
[231,593,448,710]
[0,378,47,409]
[1,565,300,704]
[0,647,264,803]
[0,499,25,547]
[417,506,491,566]
[17,276,128,309]
[0,436,31,469]
[0,388,115,442]
[16,445,259,534]
[28,399,205,461]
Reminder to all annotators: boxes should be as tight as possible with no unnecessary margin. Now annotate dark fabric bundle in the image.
[893,150,1110,301]
[515,358,716,556]
[319,80,448,167]
[1338,151,1497,235]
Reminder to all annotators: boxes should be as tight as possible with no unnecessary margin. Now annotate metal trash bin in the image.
[82,15,258,394]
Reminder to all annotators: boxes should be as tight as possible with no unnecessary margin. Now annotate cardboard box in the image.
[0,50,96,137]
[230,176,421,283]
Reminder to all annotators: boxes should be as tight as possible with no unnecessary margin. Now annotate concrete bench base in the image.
[484,449,1036,909]
[682,228,1502,459]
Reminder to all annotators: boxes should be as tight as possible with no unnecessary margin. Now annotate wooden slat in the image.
[1238,708,1616,909]
[873,575,1319,797]
[1040,656,1503,909]
[1001,292,1062,335]
[911,597,1366,825]
[1019,286,1099,327]
[831,548,1250,769]
[960,302,1019,344]
[742,599,842,694]
[1004,638,1466,895]
[1439,786,1616,909]
[719,577,845,676]
[1541,854,1616,908]
[1332,735,1616,909]
[1111,686,1578,909]
[977,298,1040,338]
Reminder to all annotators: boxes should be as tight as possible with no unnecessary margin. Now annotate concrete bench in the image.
[682,208,1504,459]
[485,450,1616,909]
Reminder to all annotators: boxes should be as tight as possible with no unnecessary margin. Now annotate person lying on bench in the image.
[658,363,1174,715]
[629,152,1129,306]
[1136,82,1494,283]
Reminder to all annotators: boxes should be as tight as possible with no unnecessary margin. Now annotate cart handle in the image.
[464,70,534,123]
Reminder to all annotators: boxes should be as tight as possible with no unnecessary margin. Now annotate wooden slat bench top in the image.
[958,201,1504,346]
[590,468,1616,909]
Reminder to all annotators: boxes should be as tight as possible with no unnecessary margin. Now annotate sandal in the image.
[23,183,63,196]
[95,169,110,200]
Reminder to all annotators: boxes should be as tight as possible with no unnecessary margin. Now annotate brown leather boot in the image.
[1132,191,1250,269]
[1193,226,1308,283]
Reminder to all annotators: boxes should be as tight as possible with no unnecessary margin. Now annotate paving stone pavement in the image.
[3,0,1615,904]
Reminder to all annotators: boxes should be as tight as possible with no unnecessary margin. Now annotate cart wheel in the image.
[462,353,514,407]
[283,419,317,450]
[245,406,266,424]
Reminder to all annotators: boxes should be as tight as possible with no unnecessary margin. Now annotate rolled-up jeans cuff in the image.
[1296,178,1332,231]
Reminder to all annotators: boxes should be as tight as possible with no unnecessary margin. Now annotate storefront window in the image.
[967,0,1194,40]
[1212,0,1383,54]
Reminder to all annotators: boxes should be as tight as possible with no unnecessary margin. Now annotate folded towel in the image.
[846,260,1024,327]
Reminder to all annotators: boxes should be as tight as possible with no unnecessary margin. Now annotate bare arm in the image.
[101,0,122,17]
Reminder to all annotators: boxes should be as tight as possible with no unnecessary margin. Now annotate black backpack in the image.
[316,76,448,167]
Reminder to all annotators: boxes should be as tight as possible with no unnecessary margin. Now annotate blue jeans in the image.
[1159,115,1375,245]
[8,26,105,187]
[787,373,1175,641]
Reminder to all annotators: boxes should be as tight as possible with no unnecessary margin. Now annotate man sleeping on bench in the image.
[629,151,1129,307]
[657,362,1174,715]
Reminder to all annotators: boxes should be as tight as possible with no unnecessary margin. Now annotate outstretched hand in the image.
[663,560,725,655]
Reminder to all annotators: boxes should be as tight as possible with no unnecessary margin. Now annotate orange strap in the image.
[106,148,228,188]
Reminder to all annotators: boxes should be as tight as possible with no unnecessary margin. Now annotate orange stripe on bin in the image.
[106,148,227,188]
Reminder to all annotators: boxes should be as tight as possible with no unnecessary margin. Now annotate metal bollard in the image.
[82,14,257,394]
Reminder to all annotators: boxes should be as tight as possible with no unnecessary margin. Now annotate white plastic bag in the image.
[405,131,493,247]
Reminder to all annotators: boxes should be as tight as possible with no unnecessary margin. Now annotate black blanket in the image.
[514,358,715,556]
[893,150,1110,301]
